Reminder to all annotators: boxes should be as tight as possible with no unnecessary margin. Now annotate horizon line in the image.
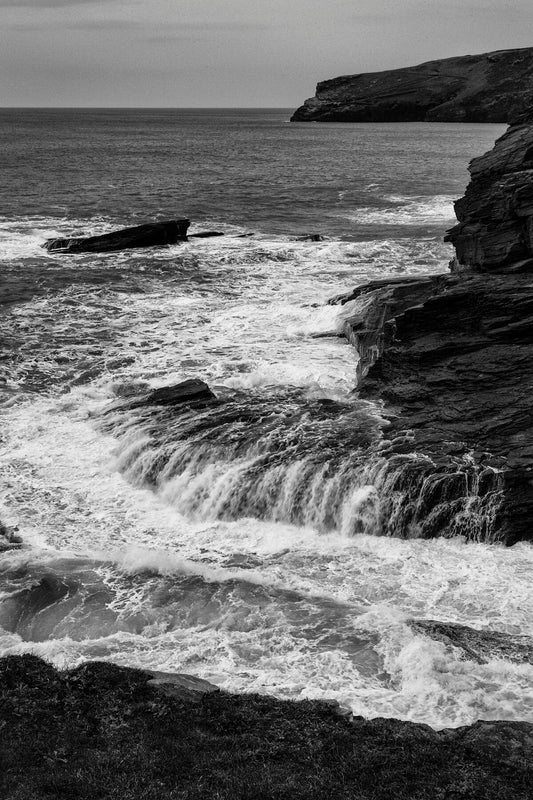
[0,105,296,110]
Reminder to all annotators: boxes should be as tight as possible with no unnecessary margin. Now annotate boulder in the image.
[291,47,533,122]
[43,219,190,254]
[146,670,219,703]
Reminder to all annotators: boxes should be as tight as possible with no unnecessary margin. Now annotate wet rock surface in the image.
[43,219,190,253]
[0,520,22,552]
[411,620,533,665]
[446,117,533,273]
[332,115,533,544]
[291,47,533,122]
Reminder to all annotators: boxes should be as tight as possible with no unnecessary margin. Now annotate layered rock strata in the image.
[332,117,533,544]
[291,48,533,122]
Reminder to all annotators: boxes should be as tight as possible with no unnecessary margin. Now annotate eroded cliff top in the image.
[291,48,533,122]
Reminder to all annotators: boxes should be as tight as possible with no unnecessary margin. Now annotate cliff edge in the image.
[291,48,533,122]
[331,112,533,544]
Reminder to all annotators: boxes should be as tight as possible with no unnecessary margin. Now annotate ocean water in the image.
[2,109,532,729]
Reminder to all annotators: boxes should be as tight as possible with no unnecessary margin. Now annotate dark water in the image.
[2,110,532,729]
[0,108,503,236]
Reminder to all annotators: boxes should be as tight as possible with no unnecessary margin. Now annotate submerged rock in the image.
[411,620,533,665]
[189,231,225,238]
[333,113,533,544]
[136,379,216,408]
[0,520,22,552]
[291,47,533,122]
[43,219,190,253]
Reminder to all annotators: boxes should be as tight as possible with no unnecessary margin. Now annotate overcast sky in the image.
[1,0,532,107]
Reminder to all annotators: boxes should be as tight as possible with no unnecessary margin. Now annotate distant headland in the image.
[291,47,533,122]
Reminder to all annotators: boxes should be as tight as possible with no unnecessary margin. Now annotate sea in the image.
[1,109,532,730]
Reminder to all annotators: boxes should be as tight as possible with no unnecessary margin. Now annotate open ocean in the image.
[1,109,532,729]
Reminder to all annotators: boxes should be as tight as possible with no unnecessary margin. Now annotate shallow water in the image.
[3,111,530,729]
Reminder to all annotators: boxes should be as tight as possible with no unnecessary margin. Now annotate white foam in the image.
[347,195,456,225]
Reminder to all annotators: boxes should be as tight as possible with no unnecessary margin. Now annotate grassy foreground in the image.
[0,655,531,800]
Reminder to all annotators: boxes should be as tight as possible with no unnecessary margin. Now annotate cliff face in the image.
[332,115,533,544]
[291,48,533,122]
[446,118,533,272]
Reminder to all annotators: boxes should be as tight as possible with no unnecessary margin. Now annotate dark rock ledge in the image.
[331,115,533,544]
[0,654,531,799]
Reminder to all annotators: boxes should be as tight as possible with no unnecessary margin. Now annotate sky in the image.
[1,0,532,107]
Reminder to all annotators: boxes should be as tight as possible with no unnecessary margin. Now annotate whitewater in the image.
[1,111,531,730]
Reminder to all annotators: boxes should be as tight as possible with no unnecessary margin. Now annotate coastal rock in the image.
[445,119,533,272]
[146,670,219,702]
[43,219,190,254]
[103,379,217,417]
[0,520,22,552]
[334,272,533,543]
[291,47,533,122]
[189,231,225,238]
[331,113,533,544]
[411,620,533,665]
[134,379,216,408]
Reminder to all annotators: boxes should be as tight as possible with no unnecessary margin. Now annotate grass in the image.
[0,654,531,799]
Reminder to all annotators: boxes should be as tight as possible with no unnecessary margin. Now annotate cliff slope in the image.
[331,113,533,544]
[1,655,531,800]
[291,48,533,122]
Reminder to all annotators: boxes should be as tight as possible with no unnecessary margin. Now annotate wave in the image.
[345,195,456,226]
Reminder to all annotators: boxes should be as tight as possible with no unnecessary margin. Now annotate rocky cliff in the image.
[291,48,533,122]
[331,113,533,544]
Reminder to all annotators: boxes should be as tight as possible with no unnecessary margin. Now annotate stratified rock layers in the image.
[291,48,533,122]
[333,116,533,544]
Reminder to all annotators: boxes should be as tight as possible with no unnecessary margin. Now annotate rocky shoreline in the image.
[2,110,533,798]
[330,113,533,545]
[291,47,533,122]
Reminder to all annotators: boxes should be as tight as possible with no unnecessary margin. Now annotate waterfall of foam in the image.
[100,388,504,542]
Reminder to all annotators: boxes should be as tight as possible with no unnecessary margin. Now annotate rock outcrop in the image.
[411,620,533,665]
[332,113,533,544]
[445,116,533,272]
[43,219,190,254]
[291,48,533,122]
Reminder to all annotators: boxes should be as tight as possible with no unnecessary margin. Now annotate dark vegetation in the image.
[1,655,532,799]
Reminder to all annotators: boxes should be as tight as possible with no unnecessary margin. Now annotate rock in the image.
[445,118,533,273]
[331,112,533,544]
[104,379,218,416]
[140,379,216,408]
[298,234,326,242]
[291,47,533,122]
[189,231,225,238]
[43,219,190,254]
[335,271,533,543]
[0,520,22,552]
[146,670,219,703]
[411,620,533,664]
